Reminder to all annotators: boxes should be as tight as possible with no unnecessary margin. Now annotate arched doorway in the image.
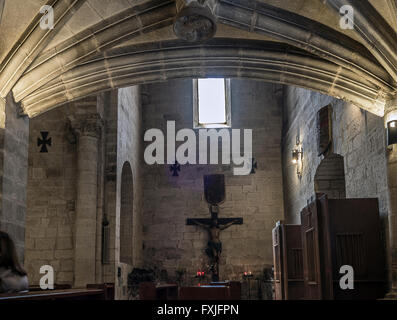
[120,161,133,265]
[314,153,346,199]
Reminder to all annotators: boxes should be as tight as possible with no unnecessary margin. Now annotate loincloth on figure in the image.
[206,241,222,258]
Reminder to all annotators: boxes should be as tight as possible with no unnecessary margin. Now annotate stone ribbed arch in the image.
[0,0,5,25]
[11,0,176,103]
[0,0,87,98]
[11,0,397,109]
[19,40,390,117]
[214,0,396,89]
[326,0,397,82]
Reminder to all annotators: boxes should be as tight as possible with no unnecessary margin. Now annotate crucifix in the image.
[186,174,243,282]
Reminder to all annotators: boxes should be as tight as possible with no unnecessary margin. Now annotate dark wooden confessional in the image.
[273,194,387,300]
[272,221,305,300]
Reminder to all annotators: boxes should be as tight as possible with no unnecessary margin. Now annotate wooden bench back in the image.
[0,283,114,300]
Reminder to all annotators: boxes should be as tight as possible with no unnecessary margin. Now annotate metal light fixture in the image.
[292,136,303,177]
[292,149,300,164]
[387,120,397,146]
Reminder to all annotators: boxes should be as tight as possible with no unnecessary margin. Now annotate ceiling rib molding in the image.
[327,0,397,83]
[11,0,176,103]
[12,0,397,107]
[19,40,388,117]
[215,0,396,92]
[0,0,5,25]
[0,0,86,99]
[386,0,397,31]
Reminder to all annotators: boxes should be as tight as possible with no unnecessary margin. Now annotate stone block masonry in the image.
[23,87,144,295]
[25,105,77,285]
[141,79,285,283]
[0,94,29,263]
[282,86,389,224]
[282,85,390,285]
[115,86,144,299]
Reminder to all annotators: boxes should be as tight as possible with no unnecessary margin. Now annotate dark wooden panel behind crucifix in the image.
[187,174,243,282]
[204,174,225,205]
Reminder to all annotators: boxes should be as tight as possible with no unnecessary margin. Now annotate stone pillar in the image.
[0,94,29,262]
[174,0,218,42]
[72,115,102,288]
[385,98,397,296]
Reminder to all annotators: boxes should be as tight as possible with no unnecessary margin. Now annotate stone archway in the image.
[0,0,395,118]
[314,153,346,199]
[19,39,389,118]
[120,161,134,265]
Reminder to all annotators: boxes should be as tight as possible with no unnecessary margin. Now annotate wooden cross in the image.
[186,215,243,228]
[187,207,243,282]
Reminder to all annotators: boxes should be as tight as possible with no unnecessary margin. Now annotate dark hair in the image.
[0,231,27,276]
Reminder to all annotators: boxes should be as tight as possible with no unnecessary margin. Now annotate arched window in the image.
[314,153,346,199]
[120,162,133,265]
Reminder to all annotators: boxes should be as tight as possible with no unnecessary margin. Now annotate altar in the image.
[139,281,241,300]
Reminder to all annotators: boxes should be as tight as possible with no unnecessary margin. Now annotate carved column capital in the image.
[70,114,104,139]
[386,97,397,112]
[174,0,218,42]
[385,97,397,126]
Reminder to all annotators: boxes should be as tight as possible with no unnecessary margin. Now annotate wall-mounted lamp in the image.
[292,137,303,177]
[387,120,397,146]
[292,149,302,164]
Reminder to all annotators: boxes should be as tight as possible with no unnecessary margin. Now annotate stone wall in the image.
[282,85,389,241]
[25,95,110,287]
[24,87,143,291]
[314,153,346,199]
[141,79,284,285]
[115,86,144,299]
[100,90,118,285]
[0,94,29,262]
[25,105,77,285]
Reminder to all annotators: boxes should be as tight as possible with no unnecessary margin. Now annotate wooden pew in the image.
[0,283,114,300]
[139,283,178,300]
[28,284,72,291]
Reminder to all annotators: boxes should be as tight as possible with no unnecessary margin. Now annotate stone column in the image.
[174,0,218,42]
[0,94,29,262]
[385,98,397,296]
[72,114,102,288]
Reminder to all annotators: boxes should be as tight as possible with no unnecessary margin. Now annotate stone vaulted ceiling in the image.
[0,0,396,117]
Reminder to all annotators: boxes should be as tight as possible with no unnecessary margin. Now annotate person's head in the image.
[0,231,26,276]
